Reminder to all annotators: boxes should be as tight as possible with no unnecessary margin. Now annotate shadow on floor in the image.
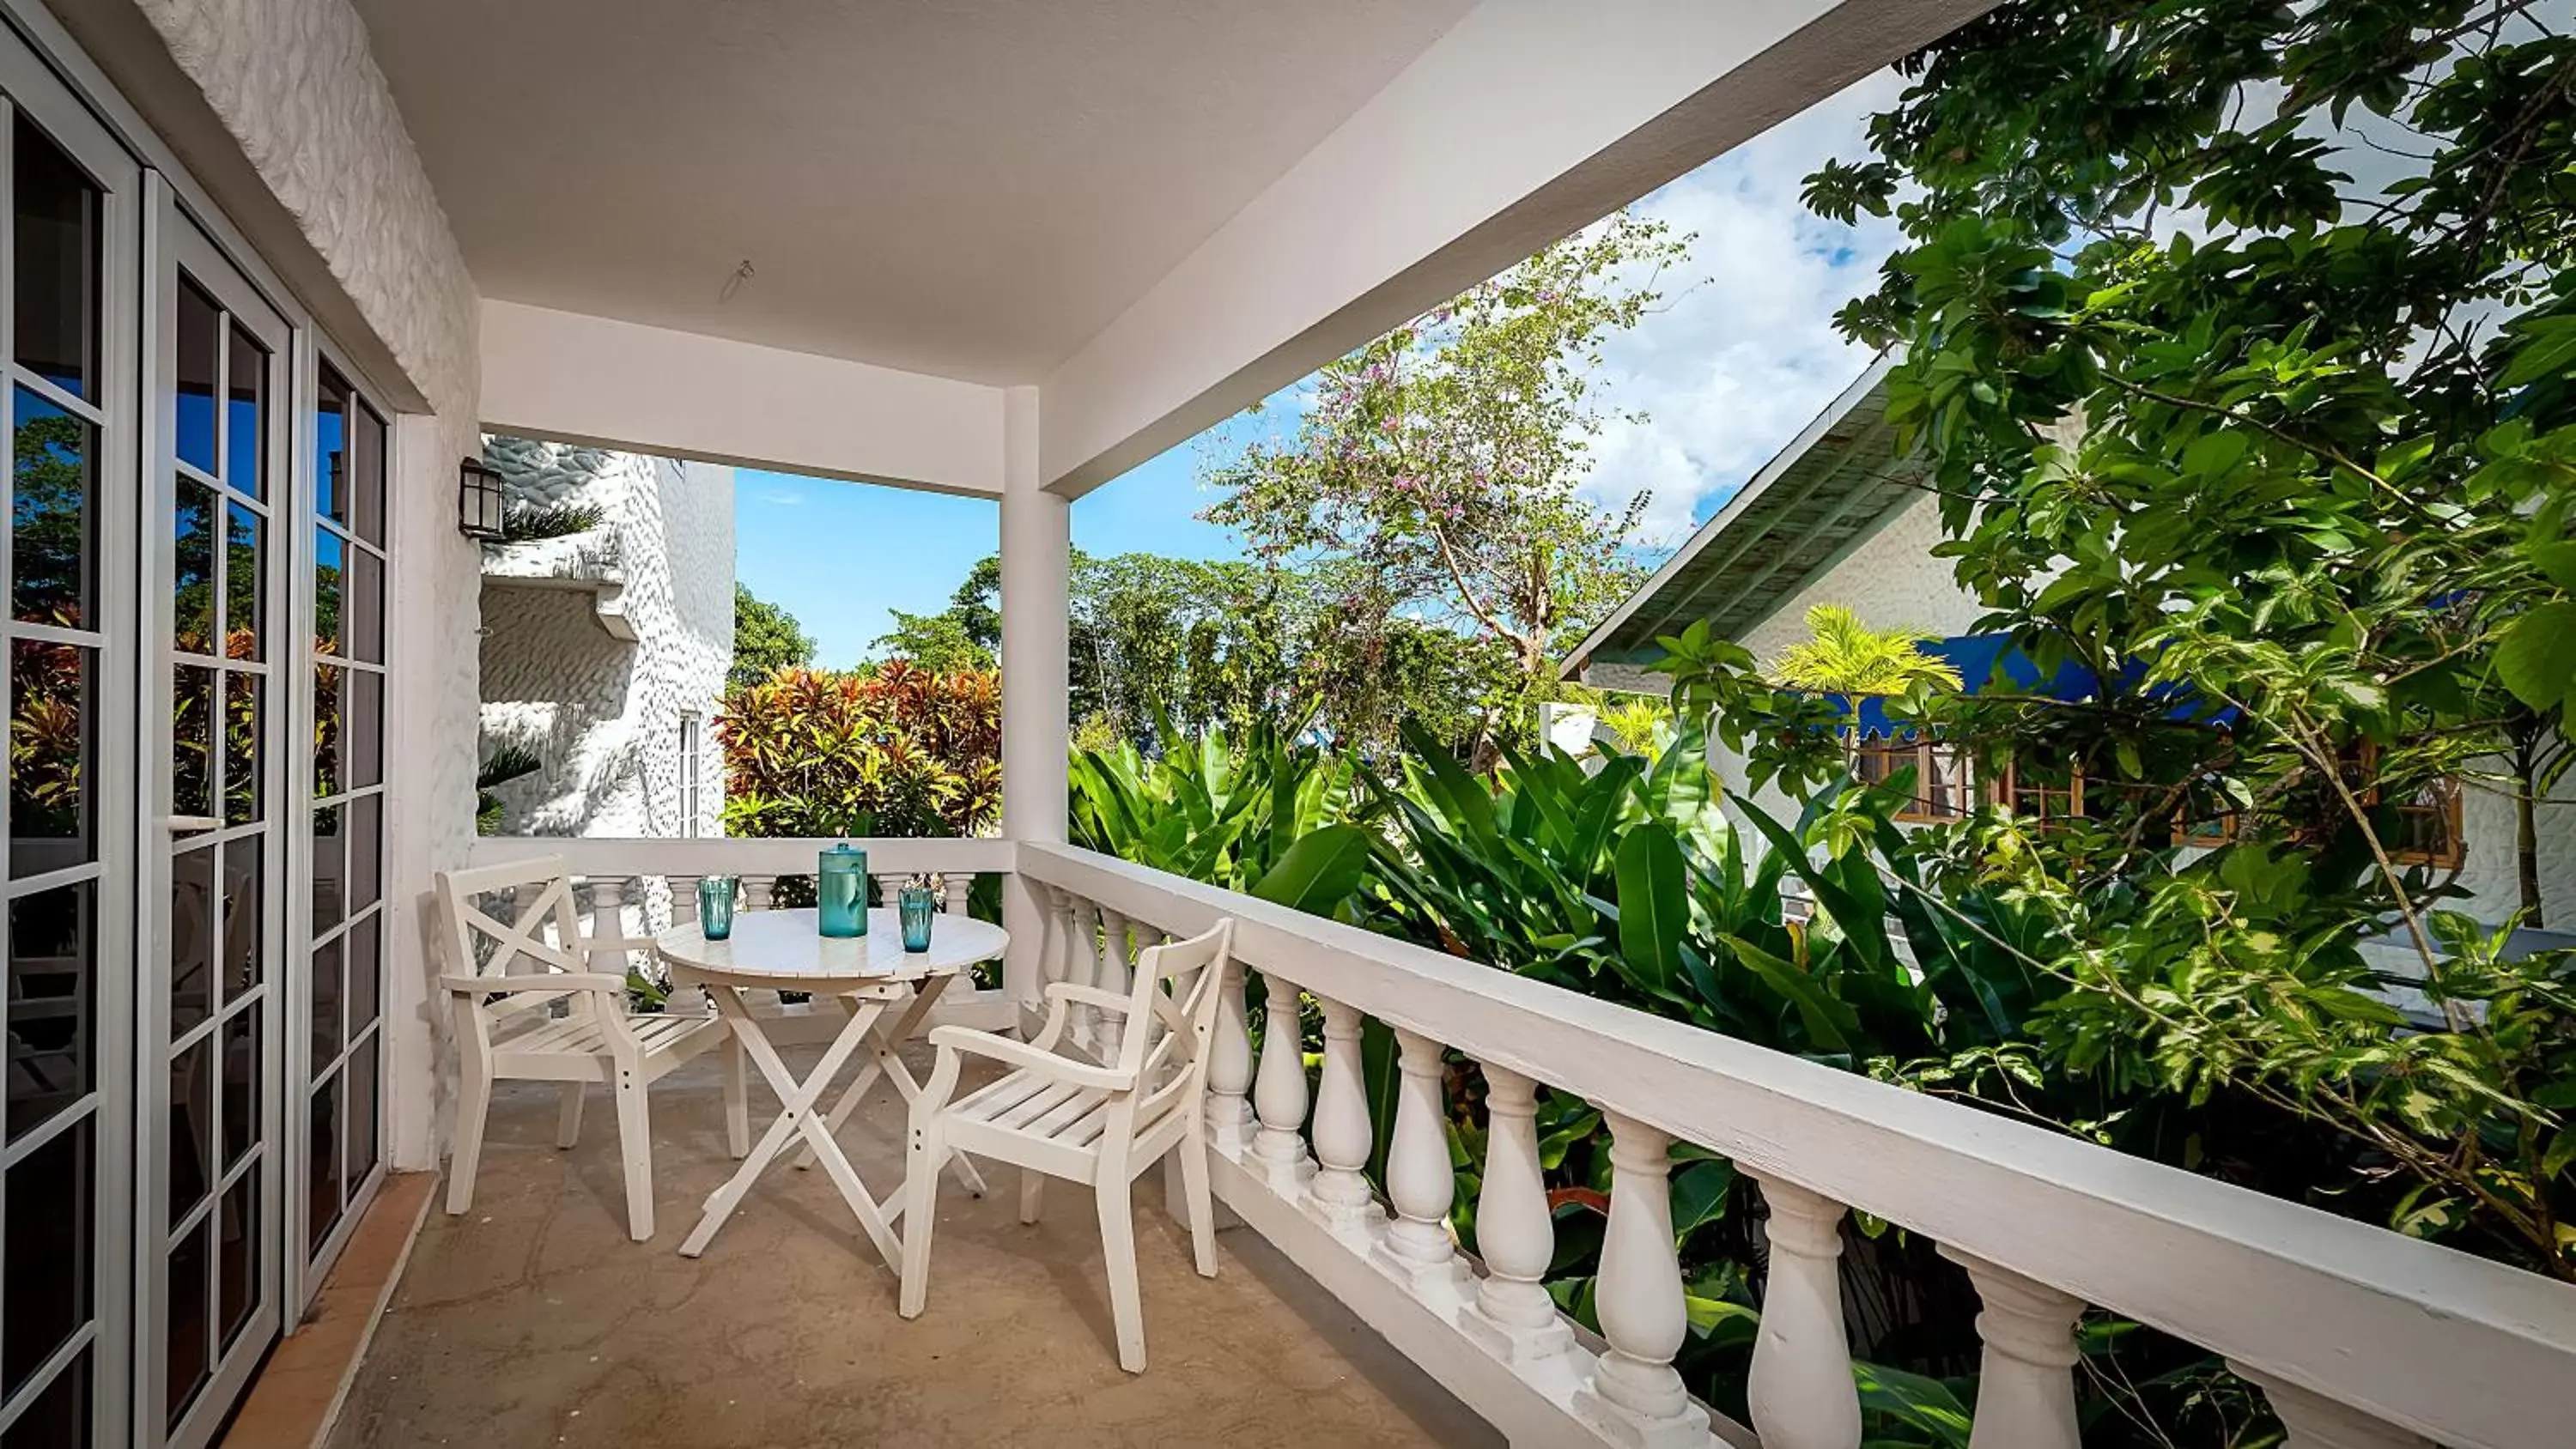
[330,1048,1500,1448]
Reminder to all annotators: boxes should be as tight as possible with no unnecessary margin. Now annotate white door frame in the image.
[135,178,294,1449]
[0,20,141,1447]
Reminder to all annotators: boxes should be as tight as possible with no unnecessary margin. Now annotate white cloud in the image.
[1581,70,1907,552]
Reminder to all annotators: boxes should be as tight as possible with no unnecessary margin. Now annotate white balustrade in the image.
[874,872,906,909]
[2230,1366,2434,1449]
[1072,897,1107,1054]
[1459,1064,1573,1365]
[1941,1246,2083,1449]
[1747,1174,1860,1449]
[1303,992,1382,1239]
[941,872,971,915]
[460,837,2576,1449]
[1204,955,1255,1155]
[1371,1028,1470,1295]
[1574,1112,1705,1449]
[1249,971,1315,1192]
[742,875,775,911]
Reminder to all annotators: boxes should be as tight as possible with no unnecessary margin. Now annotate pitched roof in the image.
[1560,353,1928,679]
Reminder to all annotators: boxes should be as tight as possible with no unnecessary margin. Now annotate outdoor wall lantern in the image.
[457,457,507,541]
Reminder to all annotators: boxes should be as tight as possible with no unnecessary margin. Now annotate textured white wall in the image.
[479,440,733,840]
[124,0,483,1173]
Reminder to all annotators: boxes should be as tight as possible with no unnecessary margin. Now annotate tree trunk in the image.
[2518,769,2543,930]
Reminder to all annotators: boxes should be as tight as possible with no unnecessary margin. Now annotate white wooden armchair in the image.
[434,857,747,1242]
[898,919,1234,1372]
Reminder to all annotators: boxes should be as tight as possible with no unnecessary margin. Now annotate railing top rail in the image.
[1020,840,2576,1449]
[465,835,1015,876]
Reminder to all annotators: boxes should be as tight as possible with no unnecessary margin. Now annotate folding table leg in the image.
[679,990,900,1264]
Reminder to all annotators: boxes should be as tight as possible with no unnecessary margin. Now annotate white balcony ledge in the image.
[480,530,634,640]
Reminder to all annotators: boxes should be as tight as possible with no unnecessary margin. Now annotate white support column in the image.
[1303,993,1383,1240]
[1249,971,1315,1194]
[1747,1173,1862,1449]
[940,873,971,916]
[1574,1112,1705,1449]
[999,385,1067,1033]
[1371,1027,1471,1297]
[1460,1064,1573,1365]
[1941,1247,2084,1449]
[2230,1366,2435,1449]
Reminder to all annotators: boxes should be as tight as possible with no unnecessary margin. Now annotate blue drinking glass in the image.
[698,876,737,941]
[899,883,936,953]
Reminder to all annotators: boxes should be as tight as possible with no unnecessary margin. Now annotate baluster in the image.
[2229,1366,2433,1449]
[1747,1174,1861,1449]
[1302,993,1382,1239]
[1068,897,1107,1056]
[1941,1248,2082,1449]
[1039,884,1072,986]
[1574,1113,1705,1448]
[941,872,972,915]
[1248,971,1315,1193]
[1203,954,1255,1155]
[1098,907,1133,997]
[588,876,629,971]
[1459,1064,1573,1364]
[1371,1028,1470,1295]
[669,874,701,923]
[874,872,906,910]
[742,875,775,912]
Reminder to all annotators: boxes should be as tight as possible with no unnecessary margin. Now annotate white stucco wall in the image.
[478,438,733,840]
[123,0,483,1174]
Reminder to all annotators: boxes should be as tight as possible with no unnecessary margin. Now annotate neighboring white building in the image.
[477,437,735,838]
[1565,357,2576,930]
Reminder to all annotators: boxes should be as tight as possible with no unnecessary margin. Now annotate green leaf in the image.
[2532,541,2576,592]
[1669,1159,1735,1239]
[1249,824,1372,914]
[2497,603,2576,712]
[1614,824,1690,1001]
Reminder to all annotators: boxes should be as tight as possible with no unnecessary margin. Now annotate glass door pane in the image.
[144,201,288,1449]
[302,363,386,1281]
[0,42,138,1449]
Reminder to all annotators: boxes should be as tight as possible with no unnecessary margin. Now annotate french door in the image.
[137,191,290,1449]
[0,22,139,1449]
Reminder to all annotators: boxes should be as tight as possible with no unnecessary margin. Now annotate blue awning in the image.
[1823,634,2231,739]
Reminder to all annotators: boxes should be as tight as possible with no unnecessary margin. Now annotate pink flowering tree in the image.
[1204,212,1688,759]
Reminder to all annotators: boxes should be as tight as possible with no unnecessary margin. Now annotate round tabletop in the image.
[657,908,1008,994]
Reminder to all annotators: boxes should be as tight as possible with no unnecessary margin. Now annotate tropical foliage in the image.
[1770,604,1963,696]
[731,583,816,691]
[718,661,1000,839]
[1204,214,1688,762]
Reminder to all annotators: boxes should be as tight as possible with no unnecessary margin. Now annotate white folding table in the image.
[657,907,1007,1265]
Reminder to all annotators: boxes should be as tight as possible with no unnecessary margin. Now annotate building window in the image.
[2381,774,2464,870]
[678,712,702,838]
[1990,757,2084,824]
[1853,737,1971,822]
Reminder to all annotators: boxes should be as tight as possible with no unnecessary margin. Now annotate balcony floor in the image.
[329,1046,1496,1448]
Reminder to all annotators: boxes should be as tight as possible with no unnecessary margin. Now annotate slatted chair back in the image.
[435,857,610,1031]
[1113,920,1232,1119]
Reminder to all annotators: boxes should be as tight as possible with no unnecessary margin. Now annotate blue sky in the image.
[736,436,1251,670]
[737,70,1903,669]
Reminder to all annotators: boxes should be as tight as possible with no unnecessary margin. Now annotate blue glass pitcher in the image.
[816,840,868,938]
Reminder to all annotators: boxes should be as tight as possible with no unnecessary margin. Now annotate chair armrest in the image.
[1042,982,1133,1014]
[924,1026,1132,1092]
[440,972,627,996]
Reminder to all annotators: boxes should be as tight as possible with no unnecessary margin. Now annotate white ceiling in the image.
[351,0,1476,385]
